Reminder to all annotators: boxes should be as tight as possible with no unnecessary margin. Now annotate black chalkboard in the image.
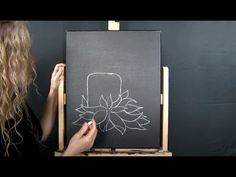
[28,21,236,155]
[66,31,161,148]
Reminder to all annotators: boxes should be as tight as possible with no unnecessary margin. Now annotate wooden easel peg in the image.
[108,21,120,31]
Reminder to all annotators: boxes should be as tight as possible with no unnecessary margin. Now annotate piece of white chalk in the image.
[88,121,93,126]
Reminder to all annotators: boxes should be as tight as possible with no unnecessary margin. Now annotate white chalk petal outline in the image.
[73,72,150,135]
[99,95,108,107]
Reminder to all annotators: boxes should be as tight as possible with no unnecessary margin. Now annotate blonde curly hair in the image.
[0,21,36,156]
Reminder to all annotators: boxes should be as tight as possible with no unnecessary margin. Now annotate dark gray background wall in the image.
[27,21,236,156]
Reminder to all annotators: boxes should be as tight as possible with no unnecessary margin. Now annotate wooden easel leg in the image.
[162,66,169,152]
[58,74,65,152]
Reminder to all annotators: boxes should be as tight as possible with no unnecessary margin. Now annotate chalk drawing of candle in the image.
[73,72,150,135]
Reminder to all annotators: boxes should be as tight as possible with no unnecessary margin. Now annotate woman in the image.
[0,21,97,157]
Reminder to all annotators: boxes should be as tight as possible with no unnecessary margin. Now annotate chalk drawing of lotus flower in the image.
[73,72,150,135]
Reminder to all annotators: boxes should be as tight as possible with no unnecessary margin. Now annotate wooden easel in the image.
[55,21,172,156]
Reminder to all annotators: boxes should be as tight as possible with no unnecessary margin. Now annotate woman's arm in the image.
[39,63,98,155]
[40,63,65,142]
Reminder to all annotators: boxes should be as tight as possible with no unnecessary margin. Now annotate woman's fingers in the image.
[50,63,65,92]
[85,119,97,142]
[53,65,65,81]
[75,122,89,139]
[52,63,65,78]
[53,67,64,81]
[91,119,98,142]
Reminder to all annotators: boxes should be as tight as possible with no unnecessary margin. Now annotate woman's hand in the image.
[50,63,65,93]
[63,119,98,156]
